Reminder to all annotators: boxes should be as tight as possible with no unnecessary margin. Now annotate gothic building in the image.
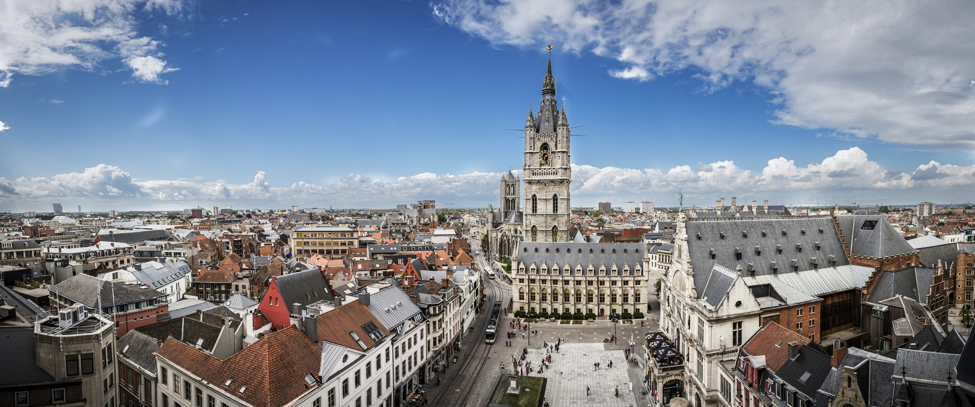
[488,50,571,259]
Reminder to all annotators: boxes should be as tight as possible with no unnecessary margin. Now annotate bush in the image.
[633,311,645,319]
[585,312,597,320]
[560,312,573,320]
[621,312,633,320]
[514,310,526,318]
[536,311,549,319]
[573,312,584,320]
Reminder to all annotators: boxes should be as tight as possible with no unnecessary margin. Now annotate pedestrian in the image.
[641,320,644,327]
[586,386,590,396]
[436,375,440,385]
[615,387,619,398]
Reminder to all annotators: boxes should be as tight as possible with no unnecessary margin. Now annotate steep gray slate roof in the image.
[866,357,895,407]
[917,242,963,269]
[504,211,523,225]
[909,325,944,351]
[0,239,41,249]
[275,269,334,309]
[955,334,975,388]
[134,316,222,352]
[165,298,217,320]
[701,265,736,307]
[319,341,350,381]
[51,274,166,308]
[938,329,966,354]
[835,215,915,258]
[0,327,59,387]
[126,261,191,290]
[894,348,960,382]
[516,243,644,275]
[117,330,163,374]
[777,345,832,398]
[866,267,936,304]
[361,287,422,332]
[685,217,850,298]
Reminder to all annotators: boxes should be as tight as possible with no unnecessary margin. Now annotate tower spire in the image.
[543,45,555,95]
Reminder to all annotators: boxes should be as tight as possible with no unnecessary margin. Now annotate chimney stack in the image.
[831,347,848,368]
[752,200,758,214]
[788,341,800,359]
[731,197,737,209]
[764,200,769,212]
[360,291,370,307]
[303,312,318,343]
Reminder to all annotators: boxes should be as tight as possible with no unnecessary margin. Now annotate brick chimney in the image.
[788,341,800,359]
[832,347,848,368]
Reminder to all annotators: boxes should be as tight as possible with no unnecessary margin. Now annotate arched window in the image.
[552,226,559,243]
[531,226,538,242]
[552,194,558,213]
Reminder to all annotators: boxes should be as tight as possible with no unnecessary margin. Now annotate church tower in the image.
[523,48,571,243]
[500,171,520,221]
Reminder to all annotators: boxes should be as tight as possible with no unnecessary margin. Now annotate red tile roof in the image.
[155,326,321,407]
[196,263,238,283]
[741,322,812,373]
[315,301,390,350]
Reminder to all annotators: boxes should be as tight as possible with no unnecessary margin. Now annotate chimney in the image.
[731,197,737,209]
[304,313,318,343]
[752,200,757,214]
[292,303,302,316]
[716,199,722,209]
[334,296,343,307]
[764,200,769,212]
[831,347,848,368]
[788,341,800,359]
[360,291,370,307]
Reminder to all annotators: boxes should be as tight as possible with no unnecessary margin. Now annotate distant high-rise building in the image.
[109,210,119,218]
[598,202,612,212]
[641,201,654,213]
[53,203,62,215]
[77,205,81,213]
[291,205,299,212]
[622,202,636,213]
[191,208,204,219]
[211,206,219,216]
[918,202,935,217]
[23,211,36,217]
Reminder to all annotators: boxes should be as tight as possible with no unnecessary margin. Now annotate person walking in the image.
[586,386,590,396]
[615,387,619,398]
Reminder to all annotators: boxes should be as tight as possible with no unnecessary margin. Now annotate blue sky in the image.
[1,0,974,212]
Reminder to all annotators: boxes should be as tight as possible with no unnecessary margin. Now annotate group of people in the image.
[585,386,621,398]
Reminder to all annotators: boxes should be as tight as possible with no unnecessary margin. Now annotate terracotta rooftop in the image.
[195,263,238,283]
[155,326,321,407]
[741,321,811,373]
[315,301,391,350]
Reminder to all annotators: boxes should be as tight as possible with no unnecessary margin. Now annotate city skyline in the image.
[1,0,974,212]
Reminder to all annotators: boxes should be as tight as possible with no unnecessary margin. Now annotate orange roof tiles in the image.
[314,301,391,350]
[155,326,321,407]
[742,322,812,373]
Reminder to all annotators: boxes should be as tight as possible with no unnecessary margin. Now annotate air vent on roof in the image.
[742,231,747,238]
[755,246,761,256]
[719,232,725,240]
[696,232,702,240]
[709,248,715,260]
[761,230,767,237]
[815,242,821,251]
[782,230,787,236]
[776,245,782,254]
[818,227,824,234]
[801,229,806,235]
[735,248,742,260]
[796,243,802,253]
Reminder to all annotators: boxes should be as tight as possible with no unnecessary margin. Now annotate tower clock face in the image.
[540,143,551,165]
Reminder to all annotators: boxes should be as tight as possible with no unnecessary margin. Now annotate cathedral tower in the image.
[500,171,520,221]
[523,49,571,243]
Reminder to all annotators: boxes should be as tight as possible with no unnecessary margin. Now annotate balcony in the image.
[527,168,569,179]
[646,332,684,373]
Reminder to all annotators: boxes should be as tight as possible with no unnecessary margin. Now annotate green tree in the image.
[437,213,448,224]
[879,206,889,213]
[590,210,603,218]
[654,278,662,297]
[481,233,489,249]
[961,309,974,328]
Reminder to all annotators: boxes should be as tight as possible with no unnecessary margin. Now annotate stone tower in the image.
[523,50,571,243]
[501,171,520,221]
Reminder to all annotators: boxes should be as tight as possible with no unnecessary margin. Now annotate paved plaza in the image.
[517,342,645,407]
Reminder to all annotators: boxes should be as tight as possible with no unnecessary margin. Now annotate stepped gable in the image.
[685,217,849,298]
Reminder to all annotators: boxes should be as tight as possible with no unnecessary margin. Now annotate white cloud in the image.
[0,121,8,132]
[0,0,184,87]
[431,0,975,150]
[2,149,974,210]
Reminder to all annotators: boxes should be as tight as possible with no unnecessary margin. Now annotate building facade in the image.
[917,202,935,218]
[290,226,358,258]
[598,202,612,212]
[513,242,649,317]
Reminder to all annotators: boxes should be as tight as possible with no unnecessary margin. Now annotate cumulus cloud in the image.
[3,149,974,210]
[0,121,8,132]
[0,0,183,87]
[431,0,975,150]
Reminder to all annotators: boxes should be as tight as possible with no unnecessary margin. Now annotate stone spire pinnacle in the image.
[543,45,555,96]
